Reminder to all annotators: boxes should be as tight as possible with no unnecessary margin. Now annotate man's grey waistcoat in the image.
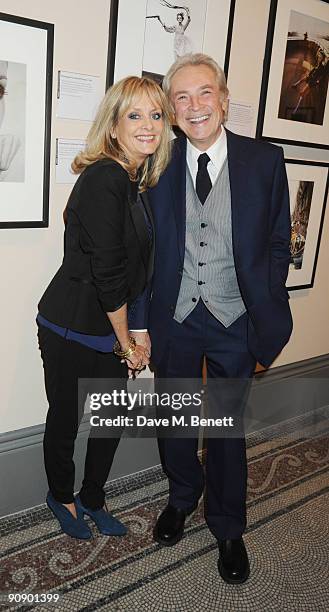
[174,158,246,326]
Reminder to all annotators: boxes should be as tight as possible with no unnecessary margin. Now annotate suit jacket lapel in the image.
[169,136,187,264]
[140,190,154,235]
[226,129,249,265]
[128,188,151,279]
[140,191,154,281]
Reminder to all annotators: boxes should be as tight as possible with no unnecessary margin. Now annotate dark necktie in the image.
[196,153,212,204]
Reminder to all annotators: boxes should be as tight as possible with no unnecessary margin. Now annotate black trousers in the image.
[156,301,256,540]
[38,324,127,509]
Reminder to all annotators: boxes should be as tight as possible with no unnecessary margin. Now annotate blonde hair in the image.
[163,53,229,119]
[72,76,172,190]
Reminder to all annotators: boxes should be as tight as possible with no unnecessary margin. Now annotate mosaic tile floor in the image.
[1,409,329,611]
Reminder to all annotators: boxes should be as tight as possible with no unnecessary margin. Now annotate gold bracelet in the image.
[113,336,136,358]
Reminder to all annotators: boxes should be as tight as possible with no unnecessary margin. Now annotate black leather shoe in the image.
[153,504,196,546]
[217,538,250,584]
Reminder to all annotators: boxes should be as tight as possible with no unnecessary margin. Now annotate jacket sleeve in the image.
[269,147,291,288]
[76,164,130,312]
[127,281,152,329]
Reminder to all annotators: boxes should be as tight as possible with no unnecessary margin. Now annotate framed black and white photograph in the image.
[107,0,236,87]
[0,13,53,228]
[286,160,328,290]
[257,0,329,148]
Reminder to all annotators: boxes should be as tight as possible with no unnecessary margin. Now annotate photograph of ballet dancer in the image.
[142,0,207,82]
[285,160,328,290]
[278,11,329,125]
[107,0,235,89]
[257,0,329,148]
[0,60,26,183]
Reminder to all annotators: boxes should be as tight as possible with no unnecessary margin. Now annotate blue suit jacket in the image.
[139,129,293,368]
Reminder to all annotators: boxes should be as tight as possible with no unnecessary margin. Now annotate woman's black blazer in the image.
[38,159,154,335]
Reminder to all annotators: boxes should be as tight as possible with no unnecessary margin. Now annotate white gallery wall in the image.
[0,0,328,434]
[0,0,111,433]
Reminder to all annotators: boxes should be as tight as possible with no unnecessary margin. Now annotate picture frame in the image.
[257,0,329,148]
[286,159,328,291]
[106,0,236,87]
[0,12,53,228]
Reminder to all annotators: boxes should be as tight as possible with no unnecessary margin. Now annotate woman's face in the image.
[177,13,183,24]
[113,92,164,167]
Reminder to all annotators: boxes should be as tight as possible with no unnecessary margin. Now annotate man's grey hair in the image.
[162,53,229,100]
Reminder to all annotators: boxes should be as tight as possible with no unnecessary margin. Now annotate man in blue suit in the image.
[135,54,292,584]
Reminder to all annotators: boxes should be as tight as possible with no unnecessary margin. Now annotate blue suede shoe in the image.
[46,491,92,540]
[75,495,127,536]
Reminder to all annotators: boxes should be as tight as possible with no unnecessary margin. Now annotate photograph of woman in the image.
[277,10,329,125]
[142,0,207,79]
[147,1,192,59]
[291,47,329,116]
[37,76,171,539]
[0,60,24,182]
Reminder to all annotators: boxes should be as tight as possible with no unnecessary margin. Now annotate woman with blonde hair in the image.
[37,76,171,539]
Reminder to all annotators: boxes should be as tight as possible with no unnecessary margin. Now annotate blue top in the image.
[37,282,143,352]
[36,292,142,352]
[37,312,117,352]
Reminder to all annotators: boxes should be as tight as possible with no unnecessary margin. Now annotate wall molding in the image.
[254,353,329,382]
[1,353,328,517]
[0,414,91,455]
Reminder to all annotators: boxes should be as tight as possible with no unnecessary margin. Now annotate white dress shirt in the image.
[186,126,227,187]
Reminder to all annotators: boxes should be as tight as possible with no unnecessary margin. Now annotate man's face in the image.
[170,64,227,151]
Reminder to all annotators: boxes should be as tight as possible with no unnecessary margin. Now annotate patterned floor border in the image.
[1,405,328,611]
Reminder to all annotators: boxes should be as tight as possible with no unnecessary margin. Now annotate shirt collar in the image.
[186,126,227,173]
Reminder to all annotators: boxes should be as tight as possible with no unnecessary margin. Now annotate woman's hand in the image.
[129,331,151,358]
[127,332,151,377]
[125,344,149,372]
